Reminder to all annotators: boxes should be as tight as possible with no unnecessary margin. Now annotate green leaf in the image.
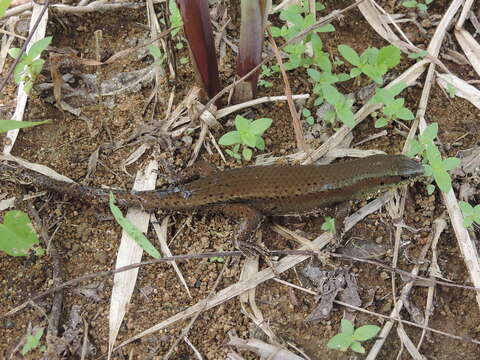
[423,164,433,177]
[307,68,321,82]
[407,139,422,156]
[336,105,355,128]
[375,118,389,128]
[255,136,265,150]
[433,169,451,193]
[21,327,44,355]
[442,157,460,171]
[226,149,241,160]
[340,319,354,336]
[350,341,365,354]
[403,1,417,8]
[327,333,352,352]
[409,50,428,59]
[317,24,335,32]
[350,68,362,78]
[306,116,314,125]
[250,118,272,135]
[459,201,473,213]
[147,44,162,60]
[0,210,41,257]
[0,119,50,133]
[280,8,304,27]
[321,216,336,234]
[235,115,251,132]
[378,45,401,69]
[426,184,435,195]
[338,45,360,66]
[24,80,33,94]
[179,56,189,64]
[242,147,253,161]
[0,0,13,18]
[388,82,408,96]
[419,123,438,143]
[30,58,45,77]
[270,26,282,37]
[302,108,311,117]
[8,47,22,59]
[109,192,161,259]
[240,132,257,147]
[353,325,380,341]
[417,3,427,12]
[397,107,414,120]
[218,131,241,146]
[28,36,52,59]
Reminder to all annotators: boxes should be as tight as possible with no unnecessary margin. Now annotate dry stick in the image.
[6,248,480,319]
[267,29,307,152]
[417,218,447,351]
[0,0,49,94]
[273,279,480,346]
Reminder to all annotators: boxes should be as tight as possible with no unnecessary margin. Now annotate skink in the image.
[0,154,424,251]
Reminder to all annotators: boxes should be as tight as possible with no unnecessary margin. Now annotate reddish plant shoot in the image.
[177,0,221,99]
[233,0,268,103]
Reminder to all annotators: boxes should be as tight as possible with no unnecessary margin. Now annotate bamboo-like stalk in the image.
[177,0,220,99]
[233,0,269,103]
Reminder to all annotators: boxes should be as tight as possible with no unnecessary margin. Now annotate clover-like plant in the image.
[408,123,460,194]
[338,44,401,84]
[8,36,52,93]
[327,319,380,354]
[218,115,272,162]
[370,82,414,128]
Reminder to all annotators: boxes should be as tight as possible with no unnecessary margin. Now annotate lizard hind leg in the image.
[220,203,268,257]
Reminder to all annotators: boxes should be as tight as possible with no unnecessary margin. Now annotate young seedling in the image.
[258,65,274,88]
[8,36,52,93]
[338,44,401,84]
[327,319,380,354]
[446,83,456,98]
[459,202,480,229]
[0,210,44,257]
[271,1,334,71]
[369,82,414,128]
[403,0,434,13]
[321,216,336,234]
[21,327,45,355]
[218,115,272,162]
[408,123,460,194]
[301,108,314,125]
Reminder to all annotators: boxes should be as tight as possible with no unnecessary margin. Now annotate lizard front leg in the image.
[220,203,267,256]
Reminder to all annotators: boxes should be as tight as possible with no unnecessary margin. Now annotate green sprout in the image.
[301,108,314,125]
[327,319,380,354]
[258,65,274,88]
[459,202,480,229]
[271,2,334,71]
[338,44,401,84]
[21,327,45,355]
[370,82,414,128]
[446,83,456,98]
[403,0,434,13]
[408,50,428,60]
[321,216,336,234]
[0,210,44,257]
[218,115,272,162]
[408,123,460,194]
[8,36,52,93]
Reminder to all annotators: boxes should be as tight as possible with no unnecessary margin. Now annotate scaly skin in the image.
[0,154,424,252]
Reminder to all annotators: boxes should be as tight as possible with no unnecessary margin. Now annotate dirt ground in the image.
[1,0,480,359]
